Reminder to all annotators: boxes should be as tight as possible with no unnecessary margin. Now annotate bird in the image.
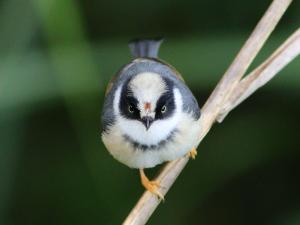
[101,38,201,200]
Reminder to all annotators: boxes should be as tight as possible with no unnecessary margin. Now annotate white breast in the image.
[102,112,201,168]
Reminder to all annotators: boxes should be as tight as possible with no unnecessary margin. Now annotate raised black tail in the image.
[128,38,163,58]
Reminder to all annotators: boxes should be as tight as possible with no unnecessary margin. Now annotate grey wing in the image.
[180,83,201,120]
[101,75,120,133]
[101,91,115,133]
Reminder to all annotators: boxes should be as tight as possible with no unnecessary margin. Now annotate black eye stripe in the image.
[156,92,173,108]
[119,81,140,120]
[126,96,138,106]
[155,87,175,120]
[126,89,134,97]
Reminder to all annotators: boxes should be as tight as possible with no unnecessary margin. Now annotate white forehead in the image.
[128,72,167,104]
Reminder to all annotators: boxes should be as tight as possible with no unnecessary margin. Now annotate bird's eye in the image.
[128,104,135,113]
[161,105,167,113]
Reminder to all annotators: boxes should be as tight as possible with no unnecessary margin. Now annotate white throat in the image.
[113,85,183,146]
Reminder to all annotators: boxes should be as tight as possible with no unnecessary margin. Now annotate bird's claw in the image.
[188,148,197,159]
[140,169,165,201]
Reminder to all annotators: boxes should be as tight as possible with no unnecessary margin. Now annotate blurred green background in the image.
[1,0,300,224]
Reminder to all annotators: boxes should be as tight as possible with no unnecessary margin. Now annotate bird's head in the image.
[111,69,183,146]
[118,72,179,131]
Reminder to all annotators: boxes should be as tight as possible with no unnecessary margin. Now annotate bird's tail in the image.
[128,38,163,59]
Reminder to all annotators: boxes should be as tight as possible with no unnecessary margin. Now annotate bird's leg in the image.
[139,169,164,200]
[188,147,197,159]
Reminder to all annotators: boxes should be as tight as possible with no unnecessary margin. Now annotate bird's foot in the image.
[188,147,197,159]
[139,169,164,201]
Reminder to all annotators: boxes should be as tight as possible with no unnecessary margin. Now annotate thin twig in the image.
[217,28,300,122]
[206,0,293,121]
[122,1,294,225]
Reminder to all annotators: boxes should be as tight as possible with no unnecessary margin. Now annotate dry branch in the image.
[218,28,300,122]
[207,0,293,121]
[123,1,296,225]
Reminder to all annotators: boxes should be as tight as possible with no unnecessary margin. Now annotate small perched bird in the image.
[101,38,201,199]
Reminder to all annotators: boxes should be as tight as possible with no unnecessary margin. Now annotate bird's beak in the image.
[141,116,154,130]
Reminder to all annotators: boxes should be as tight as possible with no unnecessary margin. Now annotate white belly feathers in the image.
[101,113,200,168]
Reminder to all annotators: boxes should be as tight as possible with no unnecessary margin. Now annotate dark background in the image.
[1,0,300,224]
